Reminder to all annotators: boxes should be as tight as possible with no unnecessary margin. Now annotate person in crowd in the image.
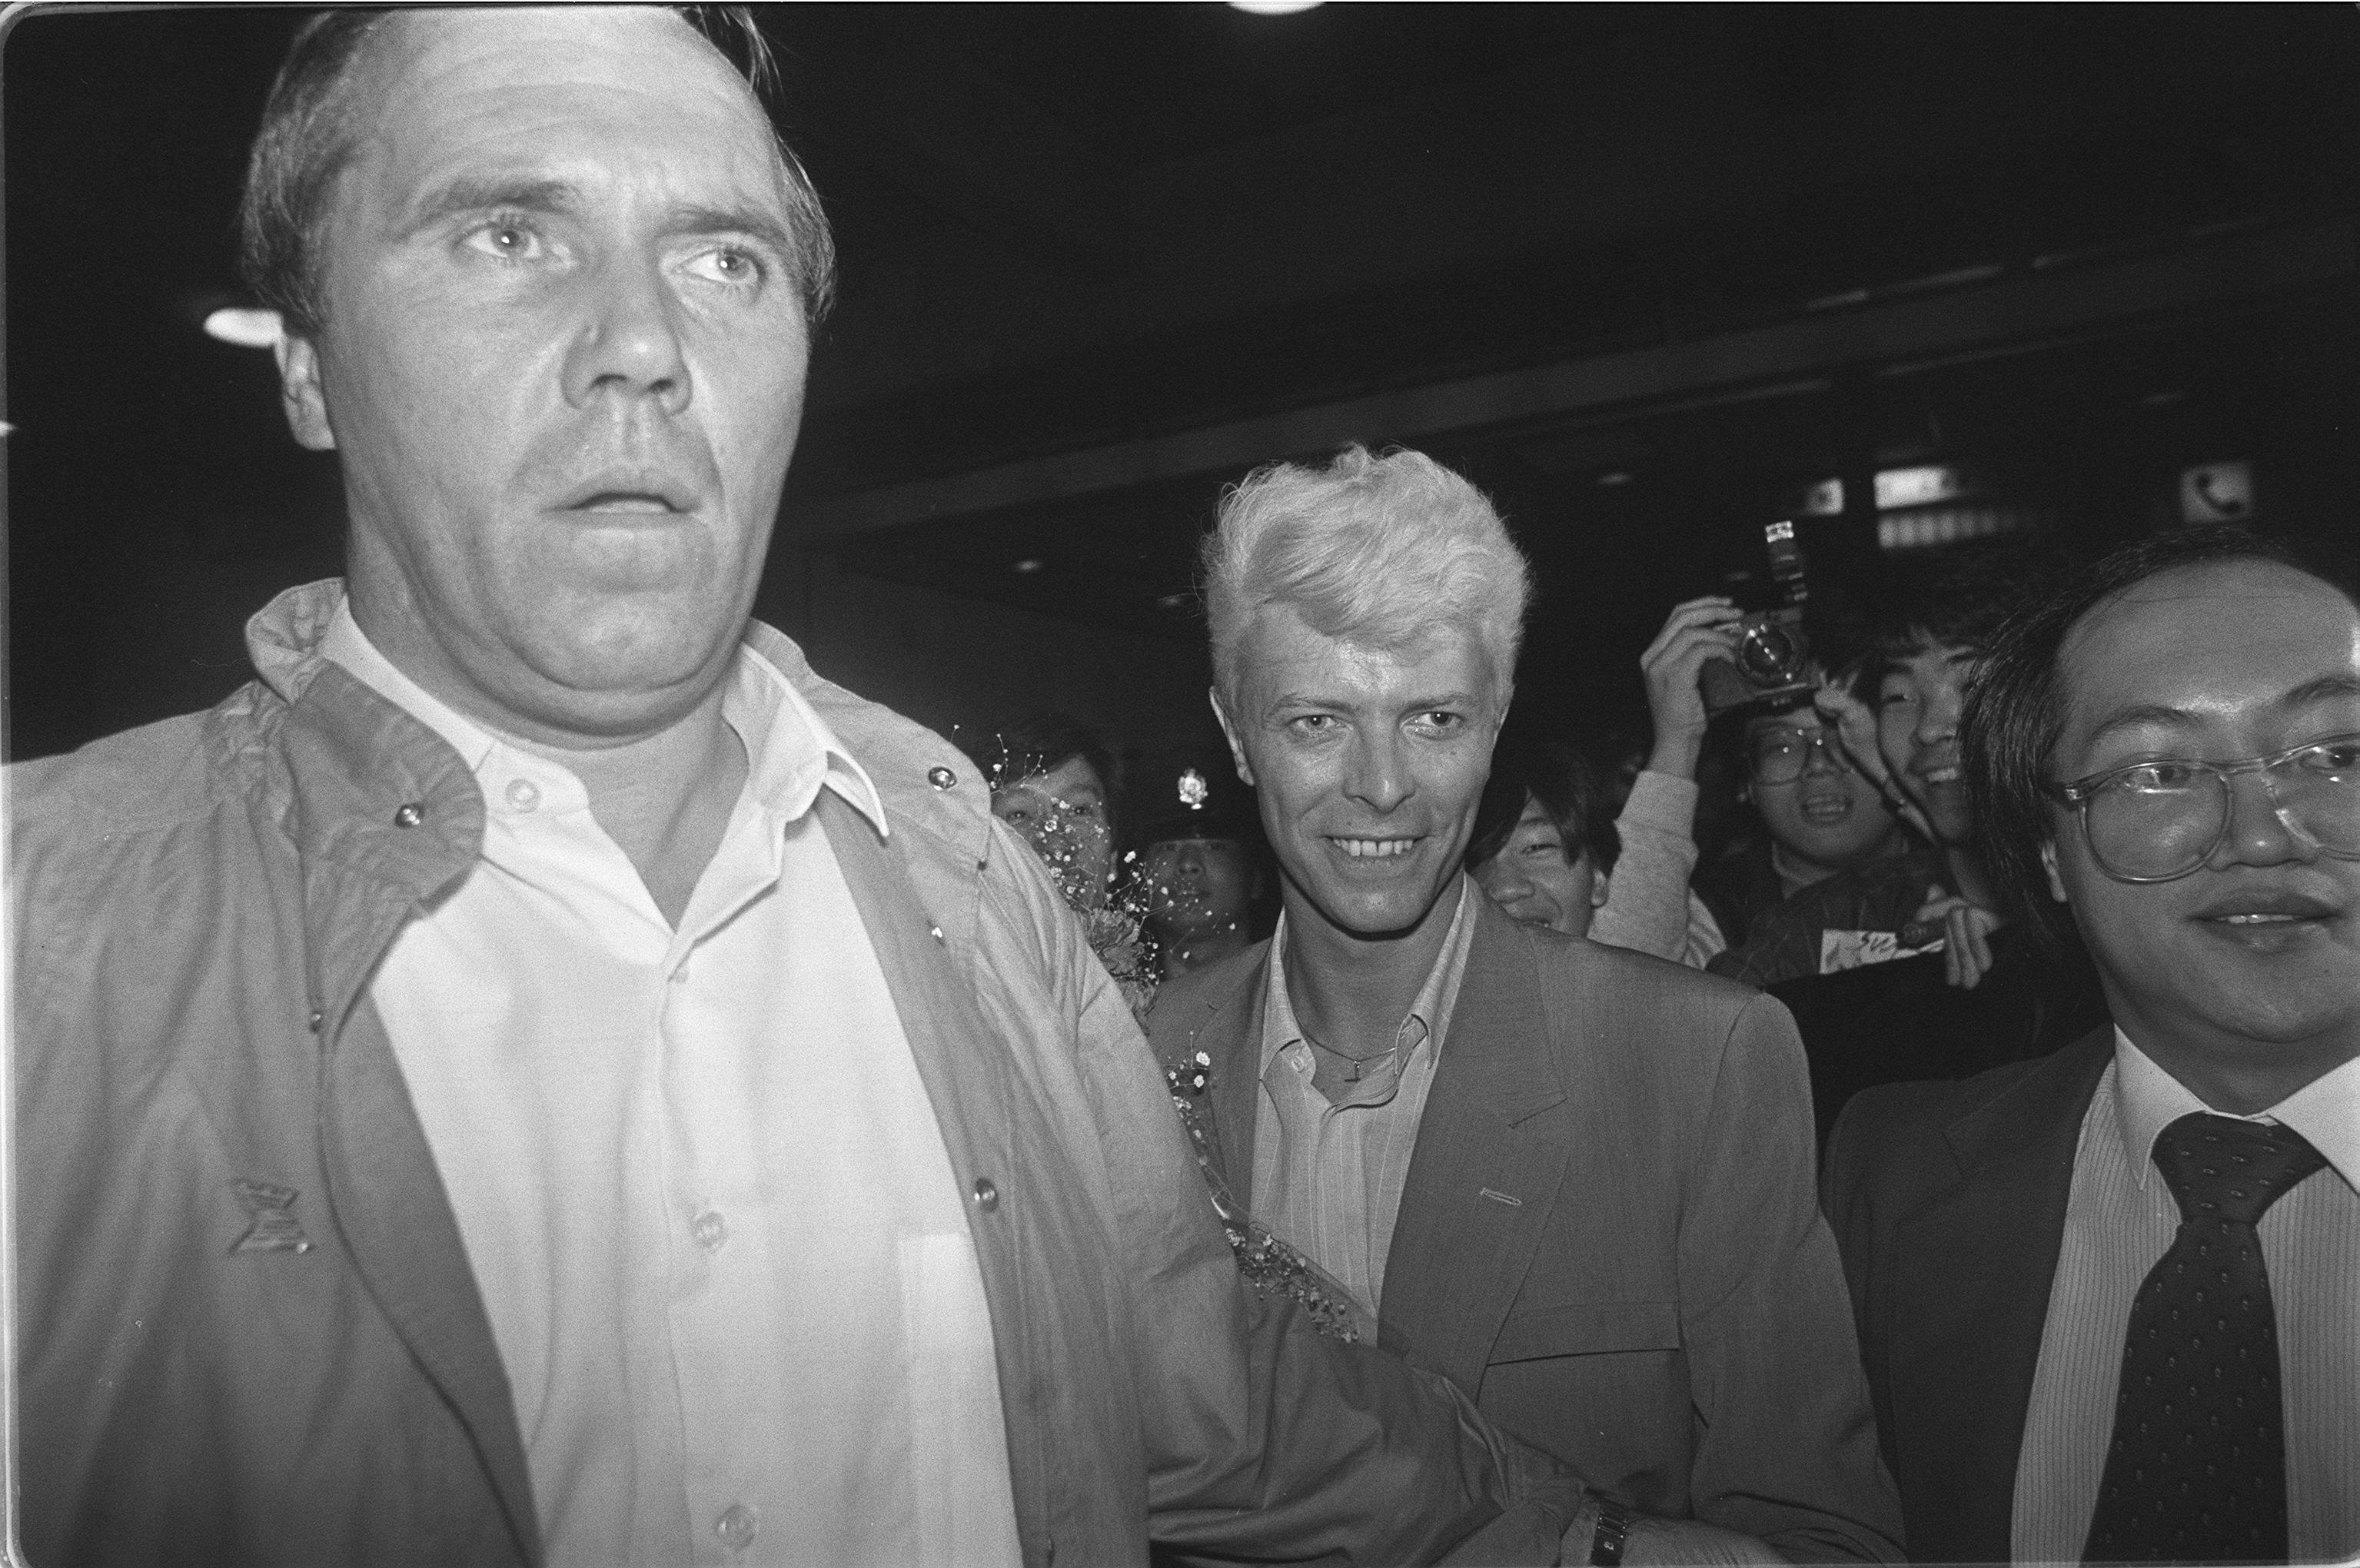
[1148,443,1906,1566]
[1821,527,2360,1565]
[983,712,1122,912]
[1813,541,2059,988]
[1464,736,1721,962]
[1701,683,1951,987]
[1614,597,1928,984]
[5,12,1603,1563]
[985,714,1159,1017]
[1466,740,1613,937]
[1135,764,1264,980]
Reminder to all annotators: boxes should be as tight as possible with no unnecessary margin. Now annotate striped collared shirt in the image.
[2011,1031,2360,1564]
[1250,878,1479,1323]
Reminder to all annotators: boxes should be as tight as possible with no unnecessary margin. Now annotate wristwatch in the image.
[1587,1497,1639,1566]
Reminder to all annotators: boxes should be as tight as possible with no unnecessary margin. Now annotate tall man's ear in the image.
[273,334,337,452]
[1208,686,1255,788]
[2039,839,2069,903]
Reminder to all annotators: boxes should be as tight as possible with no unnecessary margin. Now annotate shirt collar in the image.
[2111,1026,2360,1197]
[318,600,889,840]
[1260,876,1478,1077]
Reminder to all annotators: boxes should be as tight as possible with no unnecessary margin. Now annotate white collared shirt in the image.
[1249,878,1478,1322]
[2011,1029,2360,1565]
[323,606,1022,1568]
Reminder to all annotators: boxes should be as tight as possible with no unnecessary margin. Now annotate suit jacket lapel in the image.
[1379,902,1571,1397]
[1884,1025,2113,1563]
[1158,946,1269,1205]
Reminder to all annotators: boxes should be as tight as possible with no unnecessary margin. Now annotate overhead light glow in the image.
[203,307,284,348]
[1013,558,1045,575]
[1597,470,1633,487]
[1228,0,1323,13]
[1874,465,1968,511]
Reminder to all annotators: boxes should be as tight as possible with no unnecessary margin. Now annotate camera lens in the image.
[1737,622,1803,683]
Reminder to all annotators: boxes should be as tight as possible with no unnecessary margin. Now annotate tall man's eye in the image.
[464,221,543,262]
[685,246,765,287]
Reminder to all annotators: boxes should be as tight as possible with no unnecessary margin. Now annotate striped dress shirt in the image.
[1251,879,1478,1323]
[2011,1033,2360,1564]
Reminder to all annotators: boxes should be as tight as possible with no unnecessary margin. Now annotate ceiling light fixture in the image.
[202,307,284,348]
[1227,0,1323,13]
[1597,470,1633,487]
[1013,559,1045,574]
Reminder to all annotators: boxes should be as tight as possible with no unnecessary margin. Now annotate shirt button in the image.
[714,1502,759,1552]
[692,1211,726,1251]
[972,1178,999,1213]
[927,766,957,790]
[504,777,540,812]
[391,802,425,829]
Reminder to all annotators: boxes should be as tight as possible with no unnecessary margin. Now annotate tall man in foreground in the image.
[7,11,1588,1564]
[1148,446,1903,1566]
[1823,528,2360,1563]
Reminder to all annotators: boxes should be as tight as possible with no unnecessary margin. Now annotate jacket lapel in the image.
[1884,1025,2112,1563]
[288,670,544,1568]
[1156,946,1270,1205]
[1378,902,1571,1397]
[814,794,1047,1553]
[323,993,545,1568]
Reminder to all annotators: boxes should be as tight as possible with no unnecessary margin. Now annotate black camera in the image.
[1699,520,1815,716]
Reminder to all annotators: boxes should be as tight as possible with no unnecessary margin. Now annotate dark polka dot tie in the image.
[2081,1112,2327,1565]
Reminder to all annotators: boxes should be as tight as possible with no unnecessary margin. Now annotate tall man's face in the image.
[2043,560,2360,1093]
[1214,604,1501,942]
[277,8,812,743]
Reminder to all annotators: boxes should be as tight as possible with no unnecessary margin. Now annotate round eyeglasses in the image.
[2048,732,2360,883]
[1746,726,1858,786]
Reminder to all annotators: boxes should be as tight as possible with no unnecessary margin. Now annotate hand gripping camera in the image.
[1698,520,1816,716]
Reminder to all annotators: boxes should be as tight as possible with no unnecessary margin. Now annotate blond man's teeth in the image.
[1335,838,1415,859]
[1921,766,1961,784]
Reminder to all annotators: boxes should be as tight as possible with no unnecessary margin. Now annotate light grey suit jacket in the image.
[1148,892,1906,1564]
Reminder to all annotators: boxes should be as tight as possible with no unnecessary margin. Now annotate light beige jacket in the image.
[8,580,1574,1568]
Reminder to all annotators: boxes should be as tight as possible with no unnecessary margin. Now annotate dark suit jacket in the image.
[1148,894,1905,1563]
[1819,1025,2117,1565]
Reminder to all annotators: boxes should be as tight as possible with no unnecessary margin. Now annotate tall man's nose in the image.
[561,257,692,414]
[1343,729,1414,816]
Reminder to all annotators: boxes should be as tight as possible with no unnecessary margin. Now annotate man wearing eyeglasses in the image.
[1820,527,2360,1566]
[1699,700,1940,988]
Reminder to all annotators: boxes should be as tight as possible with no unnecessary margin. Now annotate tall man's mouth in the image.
[560,470,696,513]
[1330,836,1418,859]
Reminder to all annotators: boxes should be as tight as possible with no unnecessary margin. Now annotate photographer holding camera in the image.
[1623,590,1935,989]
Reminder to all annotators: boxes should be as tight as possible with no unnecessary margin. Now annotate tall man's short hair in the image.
[1963,526,2358,950]
[237,5,837,340]
[1201,443,1531,710]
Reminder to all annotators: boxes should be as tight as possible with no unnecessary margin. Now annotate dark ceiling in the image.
[6,4,2358,758]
